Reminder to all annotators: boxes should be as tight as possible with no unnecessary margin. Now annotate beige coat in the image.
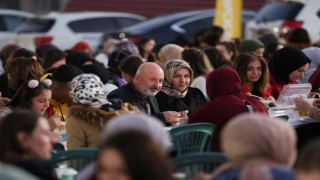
[66,105,134,149]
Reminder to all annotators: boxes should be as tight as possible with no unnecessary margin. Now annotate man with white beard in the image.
[108,62,186,125]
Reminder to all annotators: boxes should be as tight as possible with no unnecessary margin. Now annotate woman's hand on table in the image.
[295,97,312,112]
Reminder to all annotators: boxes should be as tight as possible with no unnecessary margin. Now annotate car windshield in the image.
[121,10,207,33]
[255,2,304,22]
[15,18,55,33]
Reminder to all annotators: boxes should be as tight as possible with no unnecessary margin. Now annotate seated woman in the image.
[66,74,137,149]
[155,59,206,117]
[268,46,311,99]
[96,131,173,180]
[182,47,213,99]
[233,53,273,100]
[0,110,57,180]
[0,79,58,130]
[189,67,268,152]
[209,113,296,180]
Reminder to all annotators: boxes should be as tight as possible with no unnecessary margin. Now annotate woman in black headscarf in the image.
[268,46,311,99]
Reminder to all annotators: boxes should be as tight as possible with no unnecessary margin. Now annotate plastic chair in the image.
[170,123,215,156]
[172,152,228,179]
[275,115,289,121]
[52,142,66,153]
[50,148,99,171]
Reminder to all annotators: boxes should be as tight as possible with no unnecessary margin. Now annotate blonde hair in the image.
[212,113,297,180]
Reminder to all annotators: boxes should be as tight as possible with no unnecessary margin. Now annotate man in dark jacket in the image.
[108,62,185,125]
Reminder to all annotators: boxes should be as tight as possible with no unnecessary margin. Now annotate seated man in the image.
[47,64,84,120]
[108,62,185,125]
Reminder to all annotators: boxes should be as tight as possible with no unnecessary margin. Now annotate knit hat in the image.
[71,41,92,52]
[239,39,265,53]
[70,73,111,108]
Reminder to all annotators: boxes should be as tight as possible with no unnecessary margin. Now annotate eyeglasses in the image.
[297,69,307,75]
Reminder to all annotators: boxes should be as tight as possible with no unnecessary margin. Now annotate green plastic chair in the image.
[172,152,228,179]
[275,115,289,121]
[52,142,65,153]
[50,148,99,171]
[170,123,215,156]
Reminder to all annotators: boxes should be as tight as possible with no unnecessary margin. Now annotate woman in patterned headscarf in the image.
[155,59,206,117]
[66,73,138,149]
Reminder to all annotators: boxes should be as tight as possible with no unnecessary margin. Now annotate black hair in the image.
[52,64,84,83]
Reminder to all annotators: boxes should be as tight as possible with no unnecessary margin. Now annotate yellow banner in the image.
[214,0,242,39]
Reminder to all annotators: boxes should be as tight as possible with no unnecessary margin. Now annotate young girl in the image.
[1,79,58,130]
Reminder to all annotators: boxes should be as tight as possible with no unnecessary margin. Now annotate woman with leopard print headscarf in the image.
[66,73,138,149]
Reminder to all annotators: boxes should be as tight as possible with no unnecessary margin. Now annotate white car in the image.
[12,11,145,51]
[0,9,35,49]
[245,0,320,43]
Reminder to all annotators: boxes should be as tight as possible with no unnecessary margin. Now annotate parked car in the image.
[245,0,320,43]
[0,9,35,49]
[12,11,145,51]
[100,9,256,48]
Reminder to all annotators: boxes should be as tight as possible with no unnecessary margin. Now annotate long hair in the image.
[216,41,239,62]
[233,53,269,93]
[0,110,41,164]
[182,48,213,78]
[99,131,174,180]
[8,80,51,109]
[6,57,45,91]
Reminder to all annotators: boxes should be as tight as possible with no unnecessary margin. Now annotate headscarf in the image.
[161,59,193,98]
[206,67,241,100]
[114,40,140,57]
[102,113,172,153]
[70,73,111,108]
[108,49,132,75]
[268,46,311,83]
[212,113,297,180]
[158,44,183,67]
[300,47,320,83]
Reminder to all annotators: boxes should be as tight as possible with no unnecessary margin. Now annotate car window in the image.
[15,18,55,33]
[0,17,5,31]
[180,17,213,37]
[68,18,118,33]
[255,2,304,21]
[3,15,26,31]
[116,17,142,28]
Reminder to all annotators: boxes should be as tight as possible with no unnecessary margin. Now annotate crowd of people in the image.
[0,25,320,180]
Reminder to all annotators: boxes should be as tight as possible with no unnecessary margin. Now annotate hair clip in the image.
[28,80,39,88]
[28,79,52,88]
[43,79,52,86]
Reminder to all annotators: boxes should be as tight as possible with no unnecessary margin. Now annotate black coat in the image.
[107,83,166,123]
[16,158,58,180]
[155,87,207,116]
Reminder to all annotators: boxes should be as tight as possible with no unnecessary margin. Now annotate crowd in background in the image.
[0,24,320,180]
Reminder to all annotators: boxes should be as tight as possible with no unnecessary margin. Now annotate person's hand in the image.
[179,110,189,120]
[266,96,275,102]
[48,112,60,130]
[295,97,312,112]
[196,171,213,180]
[308,92,320,98]
[0,97,11,107]
[163,111,181,124]
[313,99,320,108]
